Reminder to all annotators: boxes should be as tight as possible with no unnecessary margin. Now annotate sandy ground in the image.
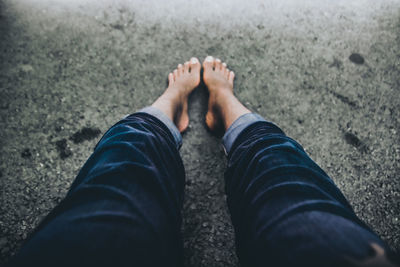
[0,0,399,265]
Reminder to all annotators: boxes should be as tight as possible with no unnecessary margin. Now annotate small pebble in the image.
[349,53,365,64]
[21,149,32,158]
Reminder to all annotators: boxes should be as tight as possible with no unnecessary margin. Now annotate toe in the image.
[203,56,214,71]
[215,58,222,70]
[228,71,235,83]
[190,57,201,73]
[173,69,178,78]
[184,61,190,73]
[168,73,174,83]
[226,68,230,78]
[177,64,183,74]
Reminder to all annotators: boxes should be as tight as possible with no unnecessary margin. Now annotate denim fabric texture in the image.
[224,121,396,266]
[8,113,398,267]
[9,113,186,267]
[222,113,267,155]
[139,106,182,149]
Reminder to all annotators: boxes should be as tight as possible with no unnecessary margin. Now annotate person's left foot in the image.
[152,57,201,132]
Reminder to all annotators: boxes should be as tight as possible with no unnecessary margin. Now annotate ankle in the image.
[211,90,235,108]
[208,90,251,131]
[151,93,180,121]
[220,96,251,130]
[208,86,233,97]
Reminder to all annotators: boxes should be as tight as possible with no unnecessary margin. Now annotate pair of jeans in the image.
[8,109,398,267]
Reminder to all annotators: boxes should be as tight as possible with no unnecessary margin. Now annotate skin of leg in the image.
[202,56,399,267]
[152,57,201,132]
[8,58,201,267]
[202,55,251,131]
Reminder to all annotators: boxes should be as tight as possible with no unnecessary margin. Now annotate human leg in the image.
[203,56,398,267]
[9,58,201,267]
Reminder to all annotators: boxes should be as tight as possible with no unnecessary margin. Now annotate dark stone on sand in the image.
[349,53,365,64]
[110,23,124,31]
[344,132,368,153]
[330,91,358,108]
[21,148,32,158]
[55,139,72,159]
[70,127,101,144]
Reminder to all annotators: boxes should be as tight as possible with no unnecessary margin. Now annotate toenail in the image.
[191,58,199,64]
[216,58,221,62]
[205,56,213,62]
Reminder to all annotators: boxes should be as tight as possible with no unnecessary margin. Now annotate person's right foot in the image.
[203,56,251,132]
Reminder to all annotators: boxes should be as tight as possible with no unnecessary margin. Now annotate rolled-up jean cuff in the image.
[136,106,182,149]
[222,113,267,155]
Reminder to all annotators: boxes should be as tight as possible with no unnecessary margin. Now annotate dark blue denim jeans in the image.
[8,112,398,267]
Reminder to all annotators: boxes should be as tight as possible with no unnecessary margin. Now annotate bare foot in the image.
[202,56,251,132]
[152,57,201,132]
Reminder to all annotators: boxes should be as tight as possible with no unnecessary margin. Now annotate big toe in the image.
[203,56,215,71]
[190,57,201,73]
